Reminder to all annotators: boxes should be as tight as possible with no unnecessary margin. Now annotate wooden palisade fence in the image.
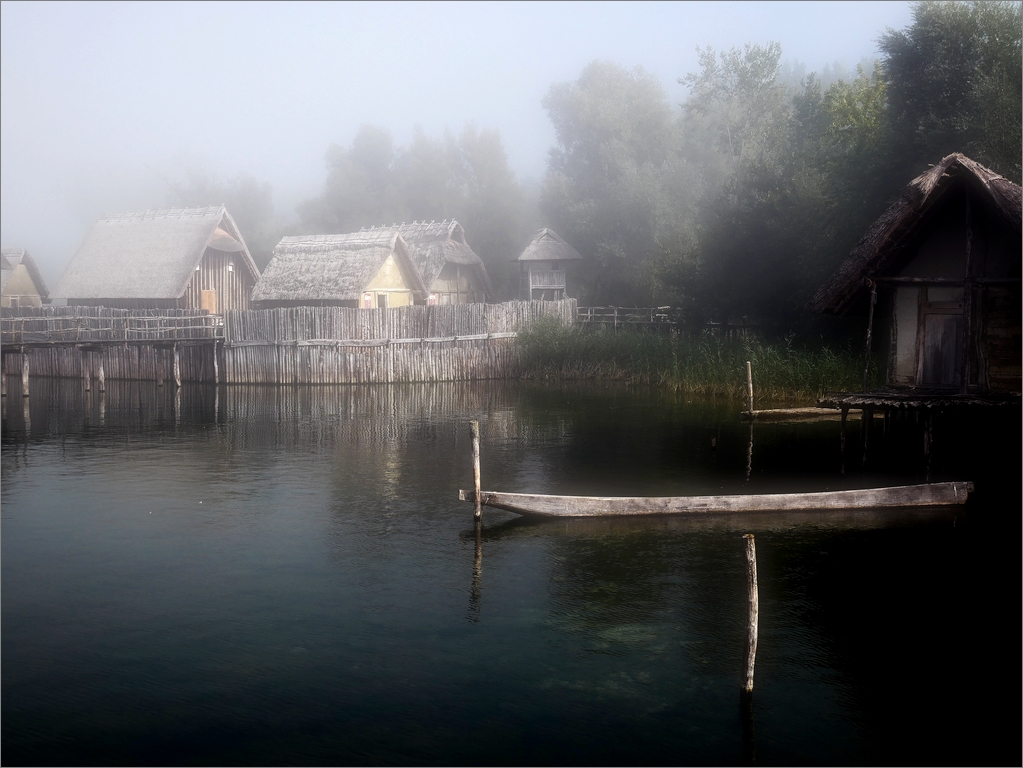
[2,300,576,386]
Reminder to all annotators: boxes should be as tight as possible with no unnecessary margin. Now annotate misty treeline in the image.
[166,1,1020,332]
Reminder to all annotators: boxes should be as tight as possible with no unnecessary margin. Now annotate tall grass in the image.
[518,318,875,402]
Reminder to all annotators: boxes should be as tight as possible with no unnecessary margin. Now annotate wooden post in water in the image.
[1,363,6,397]
[742,533,759,695]
[745,361,754,415]
[173,344,182,388]
[21,351,29,398]
[82,350,91,391]
[840,407,848,475]
[97,357,105,392]
[470,419,482,521]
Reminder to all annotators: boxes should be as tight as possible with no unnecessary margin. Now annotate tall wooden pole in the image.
[173,344,181,389]
[746,361,754,415]
[742,533,759,696]
[470,419,482,521]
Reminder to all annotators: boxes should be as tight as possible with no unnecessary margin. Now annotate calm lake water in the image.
[2,379,1019,766]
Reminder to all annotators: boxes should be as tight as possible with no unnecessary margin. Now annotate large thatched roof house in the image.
[516,228,582,300]
[1,248,49,308]
[382,220,493,304]
[811,153,1021,396]
[251,230,427,308]
[53,206,260,312]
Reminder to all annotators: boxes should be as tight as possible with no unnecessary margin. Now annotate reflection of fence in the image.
[1,307,222,344]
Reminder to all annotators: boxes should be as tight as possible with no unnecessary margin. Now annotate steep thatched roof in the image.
[1,248,49,299]
[364,220,494,298]
[251,231,427,303]
[517,228,583,263]
[811,153,1022,315]
[53,206,259,300]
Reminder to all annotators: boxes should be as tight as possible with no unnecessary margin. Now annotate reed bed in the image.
[518,318,875,401]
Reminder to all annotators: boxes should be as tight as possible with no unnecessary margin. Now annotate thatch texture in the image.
[517,228,583,263]
[52,206,260,300]
[251,231,426,303]
[1,248,49,299]
[364,220,494,298]
[811,153,1022,315]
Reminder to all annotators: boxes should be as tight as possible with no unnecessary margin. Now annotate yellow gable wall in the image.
[364,253,414,306]
[1,264,45,307]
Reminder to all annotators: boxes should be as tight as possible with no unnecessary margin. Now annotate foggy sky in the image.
[1,1,914,286]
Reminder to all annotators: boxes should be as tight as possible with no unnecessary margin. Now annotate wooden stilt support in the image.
[742,533,759,695]
[83,351,91,391]
[1,363,6,398]
[173,344,181,389]
[21,351,29,398]
[470,419,482,521]
[213,342,220,385]
[924,410,934,482]
[97,358,105,392]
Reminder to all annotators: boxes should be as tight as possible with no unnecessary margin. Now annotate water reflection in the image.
[1,378,1018,766]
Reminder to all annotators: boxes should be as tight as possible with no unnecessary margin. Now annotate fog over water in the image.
[1,1,913,287]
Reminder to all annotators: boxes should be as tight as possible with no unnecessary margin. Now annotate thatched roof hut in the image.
[251,230,427,308]
[518,228,583,265]
[53,206,260,312]
[811,153,1021,315]
[811,153,1020,395]
[516,228,582,300]
[363,220,492,304]
[1,248,49,308]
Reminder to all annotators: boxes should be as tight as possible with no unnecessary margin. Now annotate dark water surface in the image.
[2,380,1019,766]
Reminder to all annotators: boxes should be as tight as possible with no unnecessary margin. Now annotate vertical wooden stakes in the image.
[742,533,759,696]
[470,419,482,521]
[173,344,182,389]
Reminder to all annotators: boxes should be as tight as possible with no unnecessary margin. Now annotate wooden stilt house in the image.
[389,220,493,305]
[251,230,426,309]
[811,153,1021,400]
[516,228,582,300]
[1,248,49,308]
[52,206,259,312]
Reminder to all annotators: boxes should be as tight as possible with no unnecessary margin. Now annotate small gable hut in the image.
[516,228,582,300]
[811,153,1021,398]
[251,230,426,309]
[1,248,49,308]
[53,206,260,312]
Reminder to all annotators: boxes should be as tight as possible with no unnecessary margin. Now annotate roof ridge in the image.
[97,205,225,222]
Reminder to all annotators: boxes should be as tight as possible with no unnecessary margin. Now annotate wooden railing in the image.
[528,270,566,290]
[1,307,223,345]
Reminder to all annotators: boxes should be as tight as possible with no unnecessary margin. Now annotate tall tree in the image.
[541,60,700,305]
[880,0,1022,181]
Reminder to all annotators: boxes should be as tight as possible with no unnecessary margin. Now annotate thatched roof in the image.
[811,153,1022,315]
[365,220,494,298]
[517,228,583,263]
[1,248,49,299]
[251,231,427,303]
[52,206,260,300]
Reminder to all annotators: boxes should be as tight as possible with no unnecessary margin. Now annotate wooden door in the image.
[201,290,217,314]
[918,312,963,386]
